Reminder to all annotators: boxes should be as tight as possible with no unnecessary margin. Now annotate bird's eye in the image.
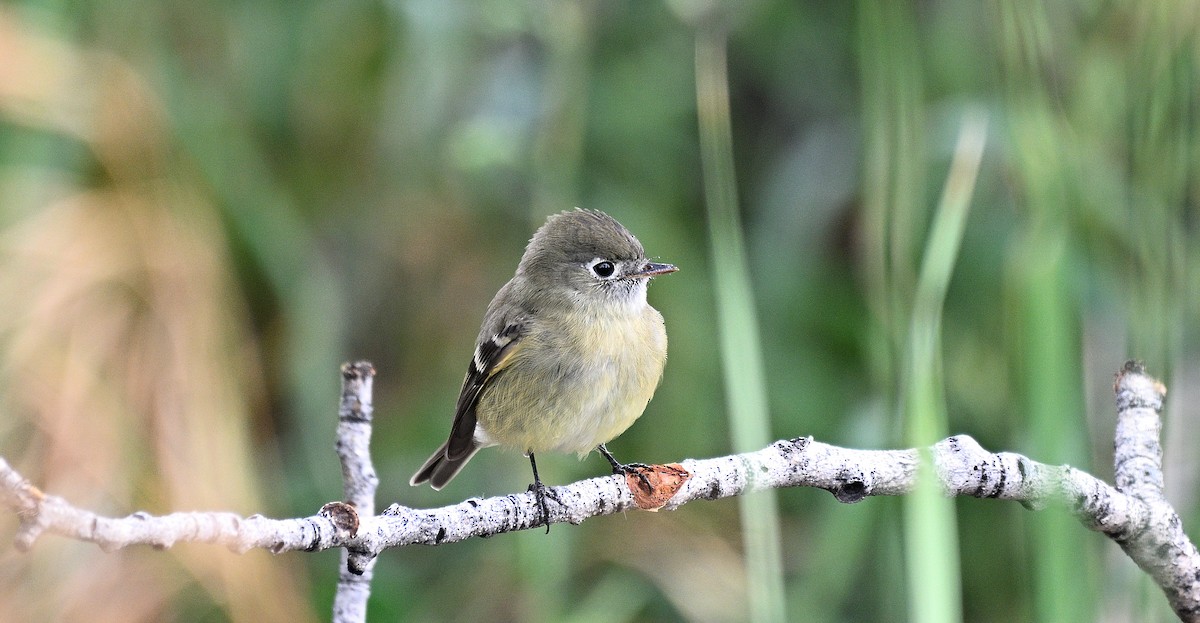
[591,261,616,278]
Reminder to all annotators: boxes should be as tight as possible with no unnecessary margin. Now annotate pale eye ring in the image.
[589,260,616,278]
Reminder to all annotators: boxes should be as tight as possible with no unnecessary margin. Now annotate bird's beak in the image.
[629,262,678,278]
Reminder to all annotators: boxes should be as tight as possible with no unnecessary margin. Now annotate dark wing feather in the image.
[445,320,526,460]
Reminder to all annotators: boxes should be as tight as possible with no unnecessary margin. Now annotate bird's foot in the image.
[527,480,559,533]
[526,452,558,533]
[597,444,653,493]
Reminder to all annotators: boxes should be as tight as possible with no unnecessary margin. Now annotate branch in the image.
[329,362,379,623]
[2,362,1197,620]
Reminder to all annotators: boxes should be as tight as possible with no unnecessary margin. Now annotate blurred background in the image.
[0,1,1197,621]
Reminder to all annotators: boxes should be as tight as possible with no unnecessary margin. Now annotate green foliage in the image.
[0,1,1196,621]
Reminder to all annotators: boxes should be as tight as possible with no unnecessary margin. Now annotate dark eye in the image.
[591,261,615,278]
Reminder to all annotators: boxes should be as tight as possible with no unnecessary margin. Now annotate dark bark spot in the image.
[832,479,867,503]
[785,437,812,451]
[973,465,989,498]
[825,466,870,504]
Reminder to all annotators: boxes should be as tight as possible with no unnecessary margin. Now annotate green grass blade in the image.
[694,24,786,623]
[903,111,987,623]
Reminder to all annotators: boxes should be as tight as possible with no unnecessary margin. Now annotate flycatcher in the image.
[410,208,676,528]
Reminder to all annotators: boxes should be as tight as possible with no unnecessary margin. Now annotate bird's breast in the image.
[474,304,668,455]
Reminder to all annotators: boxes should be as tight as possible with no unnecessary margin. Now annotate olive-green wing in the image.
[445,321,525,460]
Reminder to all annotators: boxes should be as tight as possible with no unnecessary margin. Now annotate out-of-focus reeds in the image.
[0,9,313,622]
[0,1,1197,621]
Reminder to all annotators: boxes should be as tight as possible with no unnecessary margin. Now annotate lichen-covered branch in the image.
[1,362,1196,621]
[0,472,335,554]
[1111,363,1200,619]
[330,361,379,623]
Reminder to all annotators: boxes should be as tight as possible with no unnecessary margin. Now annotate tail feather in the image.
[410,440,482,489]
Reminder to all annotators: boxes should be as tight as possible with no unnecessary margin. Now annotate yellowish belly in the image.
[475,306,667,455]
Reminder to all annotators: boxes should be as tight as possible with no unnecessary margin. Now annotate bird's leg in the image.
[597,443,652,492]
[526,452,555,533]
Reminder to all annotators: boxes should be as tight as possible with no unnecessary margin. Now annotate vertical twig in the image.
[331,362,379,623]
[1112,362,1200,620]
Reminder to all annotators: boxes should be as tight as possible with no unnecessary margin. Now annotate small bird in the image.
[410,208,676,528]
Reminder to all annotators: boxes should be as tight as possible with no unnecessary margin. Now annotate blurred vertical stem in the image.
[694,23,786,623]
[998,3,1096,621]
[1128,0,1188,379]
[902,112,987,623]
[858,0,926,401]
[858,3,940,618]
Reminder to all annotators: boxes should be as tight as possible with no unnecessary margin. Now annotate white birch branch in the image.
[330,361,379,623]
[1,361,1197,621]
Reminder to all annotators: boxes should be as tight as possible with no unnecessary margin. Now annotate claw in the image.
[527,453,554,533]
[597,445,653,492]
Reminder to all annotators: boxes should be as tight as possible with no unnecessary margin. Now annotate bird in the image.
[410,208,676,529]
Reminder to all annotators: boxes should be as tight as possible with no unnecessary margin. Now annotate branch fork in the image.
[2,361,1197,621]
